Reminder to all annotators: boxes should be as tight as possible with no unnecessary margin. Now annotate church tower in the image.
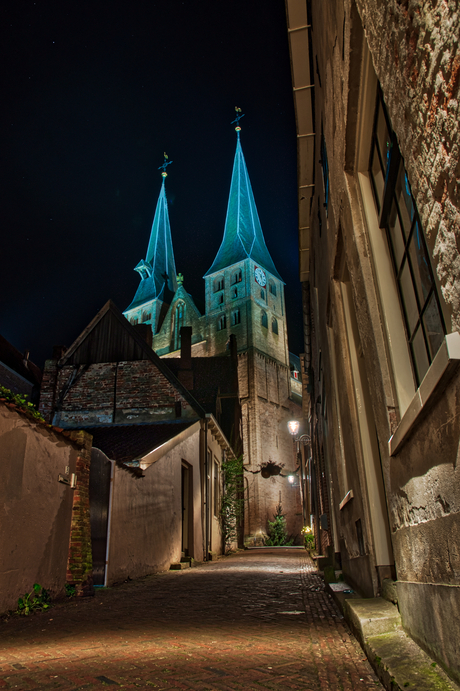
[123,156,178,334]
[204,113,302,542]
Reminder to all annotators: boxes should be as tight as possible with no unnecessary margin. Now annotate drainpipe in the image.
[200,418,210,561]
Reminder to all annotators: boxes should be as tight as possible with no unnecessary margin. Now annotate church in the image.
[123,116,303,543]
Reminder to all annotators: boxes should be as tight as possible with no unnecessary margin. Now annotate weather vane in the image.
[158,152,173,178]
[231,106,244,133]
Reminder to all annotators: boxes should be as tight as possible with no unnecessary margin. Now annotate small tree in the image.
[220,455,244,552]
[265,503,293,546]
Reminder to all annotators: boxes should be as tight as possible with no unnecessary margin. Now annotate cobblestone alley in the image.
[0,549,382,690]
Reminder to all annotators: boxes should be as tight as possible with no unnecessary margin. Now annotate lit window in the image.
[369,88,445,386]
[231,269,242,285]
[261,311,268,329]
[173,302,185,351]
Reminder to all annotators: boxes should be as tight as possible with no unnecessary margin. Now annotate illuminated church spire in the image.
[125,154,178,312]
[204,110,282,280]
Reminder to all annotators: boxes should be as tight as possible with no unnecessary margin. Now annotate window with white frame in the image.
[368,88,446,386]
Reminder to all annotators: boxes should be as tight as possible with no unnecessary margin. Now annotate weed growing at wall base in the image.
[16,584,51,615]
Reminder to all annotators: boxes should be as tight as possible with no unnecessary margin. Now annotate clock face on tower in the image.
[254,266,267,287]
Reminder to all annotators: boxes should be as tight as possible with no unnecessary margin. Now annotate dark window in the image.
[261,289,265,300]
[232,287,238,299]
[232,310,241,326]
[214,276,225,292]
[272,317,278,335]
[261,311,268,329]
[320,123,329,213]
[269,282,276,296]
[218,315,226,331]
[213,460,219,517]
[369,88,445,386]
[218,293,224,305]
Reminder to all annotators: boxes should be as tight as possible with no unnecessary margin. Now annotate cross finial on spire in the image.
[177,272,184,286]
[231,107,244,134]
[158,152,173,178]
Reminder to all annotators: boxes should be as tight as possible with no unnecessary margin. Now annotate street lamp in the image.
[288,420,300,437]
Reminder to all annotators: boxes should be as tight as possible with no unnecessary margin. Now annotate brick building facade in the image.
[286,0,460,681]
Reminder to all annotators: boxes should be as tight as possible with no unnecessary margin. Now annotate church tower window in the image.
[218,293,224,305]
[261,289,265,300]
[231,269,242,285]
[173,301,185,351]
[232,310,241,326]
[214,276,225,292]
[272,317,278,334]
[217,315,227,331]
[269,282,276,297]
[232,287,238,299]
[261,311,268,329]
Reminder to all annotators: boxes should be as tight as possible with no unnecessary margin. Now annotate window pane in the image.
[399,259,419,335]
[423,293,444,360]
[411,324,429,385]
[370,144,385,212]
[388,200,405,270]
[376,102,391,175]
[409,221,432,305]
[395,162,415,239]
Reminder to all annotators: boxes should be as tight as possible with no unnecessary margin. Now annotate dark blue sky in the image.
[1,1,302,367]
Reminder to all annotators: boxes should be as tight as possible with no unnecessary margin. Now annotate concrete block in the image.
[344,598,401,645]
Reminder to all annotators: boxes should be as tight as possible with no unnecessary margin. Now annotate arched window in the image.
[272,317,278,335]
[261,311,268,329]
[269,282,277,297]
[218,315,227,331]
[231,269,242,285]
[174,301,185,351]
[232,287,238,299]
[214,276,225,292]
[232,310,241,326]
[261,289,265,300]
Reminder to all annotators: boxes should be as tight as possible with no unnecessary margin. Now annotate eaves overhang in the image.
[286,0,315,284]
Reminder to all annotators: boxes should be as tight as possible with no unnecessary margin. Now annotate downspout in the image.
[200,418,210,561]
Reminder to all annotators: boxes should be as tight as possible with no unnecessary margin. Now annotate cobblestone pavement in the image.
[0,549,383,690]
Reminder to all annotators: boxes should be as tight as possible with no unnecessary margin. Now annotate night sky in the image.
[1,1,302,369]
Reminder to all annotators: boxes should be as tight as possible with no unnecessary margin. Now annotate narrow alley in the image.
[0,549,382,690]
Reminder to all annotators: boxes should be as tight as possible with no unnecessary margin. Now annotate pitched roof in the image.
[125,177,177,311]
[58,300,206,418]
[204,133,283,281]
[88,421,196,464]
[0,334,42,388]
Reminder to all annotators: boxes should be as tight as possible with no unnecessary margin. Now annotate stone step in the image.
[169,561,190,570]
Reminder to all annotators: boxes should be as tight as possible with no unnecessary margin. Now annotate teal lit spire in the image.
[204,110,282,281]
[125,154,178,311]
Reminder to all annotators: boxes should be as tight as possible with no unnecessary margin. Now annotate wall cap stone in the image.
[388,332,460,456]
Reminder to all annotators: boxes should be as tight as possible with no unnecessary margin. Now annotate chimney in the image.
[178,326,193,389]
[180,327,192,369]
[133,323,153,348]
[52,345,67,360]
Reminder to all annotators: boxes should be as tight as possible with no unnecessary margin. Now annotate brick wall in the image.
[41,359,193,427]
[66,430,94,597]
[357,0,460,330]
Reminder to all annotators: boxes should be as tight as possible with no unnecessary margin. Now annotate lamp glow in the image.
[288,420,300,436]
[287,475,295,484]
